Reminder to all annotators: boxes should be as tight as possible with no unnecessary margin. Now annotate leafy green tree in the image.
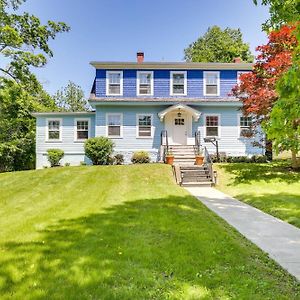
[0,0,69,171]
[253,0,300,30]
[0,79,56,171]
[263,28,300,169]
[0,0,69,89]
[54,81,90,112]
[184,26,253,63]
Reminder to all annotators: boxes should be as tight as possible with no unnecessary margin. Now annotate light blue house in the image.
[33,52,264,169]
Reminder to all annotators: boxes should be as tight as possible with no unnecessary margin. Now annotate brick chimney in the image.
[137,51,144,63]
[233,57,242,63]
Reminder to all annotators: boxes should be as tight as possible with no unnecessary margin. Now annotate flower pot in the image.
[165,155,174,165]
[195,155,204,165]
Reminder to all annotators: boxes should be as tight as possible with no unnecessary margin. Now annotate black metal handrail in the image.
[204,146,216,184]
[194,130,201,153]
[160,130,169,162]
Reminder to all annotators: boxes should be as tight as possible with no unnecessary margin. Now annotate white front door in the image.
[165,113,188,145]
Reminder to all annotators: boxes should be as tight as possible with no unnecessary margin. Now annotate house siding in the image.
[95,69,239,99]
[35,104,263,168]
[35,114,95,168]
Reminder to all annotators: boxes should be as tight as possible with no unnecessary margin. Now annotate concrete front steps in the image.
[169,145,196,165]
[180,165,213,187]
[169,145,213,187]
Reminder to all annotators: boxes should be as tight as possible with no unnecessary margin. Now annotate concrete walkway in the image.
[185,187,300,281]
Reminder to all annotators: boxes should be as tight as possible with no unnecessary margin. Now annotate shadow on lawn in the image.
[235,192,300,229]
[218,161,300,186]
[0,195,299,299]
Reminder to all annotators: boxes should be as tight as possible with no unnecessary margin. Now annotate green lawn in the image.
[215,161,300,228]
[0,164,299,299]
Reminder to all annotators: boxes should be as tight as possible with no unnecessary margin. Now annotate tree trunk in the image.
[291,150,300,169]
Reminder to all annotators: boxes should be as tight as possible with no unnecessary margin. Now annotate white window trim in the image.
[203,114,221,138]
[203,71,220,96]
[106,113,123,138]
[136,71,154,96]
[45,118,62,142]
[136,114,153,139]
[170,71,187,96]
[74,118,91,142]
[237,113,253,138]
[106,71,123,96]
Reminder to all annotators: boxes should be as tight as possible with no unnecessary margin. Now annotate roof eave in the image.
[90,61,253,70]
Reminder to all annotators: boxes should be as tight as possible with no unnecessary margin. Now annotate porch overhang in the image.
[158,104,201,122]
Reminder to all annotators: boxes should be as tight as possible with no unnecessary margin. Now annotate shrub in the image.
[80,161,87,166]
[114,154,124,165]
[65,162,70,167]
[84,137,114,165]
[47,149,64,167]
[131,151,150,164]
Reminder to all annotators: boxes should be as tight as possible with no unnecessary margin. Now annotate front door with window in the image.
[165,113,188,145]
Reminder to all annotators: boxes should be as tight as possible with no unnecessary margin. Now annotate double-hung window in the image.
[137,71,153,95]
[47,119,61,141]
[75,119,89,141]
[204,71,220,96]
[137,114,152,138]
[239,116,252,137]
[205,115,219,137]
[170,71,187,95]
[107,113,122,137]
[106,71,123,95]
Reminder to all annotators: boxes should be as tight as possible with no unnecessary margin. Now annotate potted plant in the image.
[165,150,174,165]
[195,148,204,165]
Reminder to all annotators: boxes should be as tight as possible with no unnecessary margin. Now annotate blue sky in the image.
[18,0,269,97]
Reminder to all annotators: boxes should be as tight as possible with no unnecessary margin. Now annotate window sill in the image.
[107,136,123,139]
[204,94,220,97]
[136,136,153,139]
[45,140,62,143]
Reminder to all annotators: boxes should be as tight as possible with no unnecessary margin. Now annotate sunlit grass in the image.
[215,160,300,228]
[0,164,299,299]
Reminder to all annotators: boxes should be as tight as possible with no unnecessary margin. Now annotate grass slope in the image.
[0,164,299,299]
[215,161,300,228]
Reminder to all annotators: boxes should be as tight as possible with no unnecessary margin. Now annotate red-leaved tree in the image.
[233,24,298,119]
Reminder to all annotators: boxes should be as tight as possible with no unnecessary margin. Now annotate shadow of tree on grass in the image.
[235,192,300,229]
[1,195,299,299]
[218,161,300,186]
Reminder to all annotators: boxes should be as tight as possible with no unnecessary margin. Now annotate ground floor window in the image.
[137,114,152,137]
[240,116,253,137]
[205,115,219,137]
[75,119,89,141]
[107,113,122,137]
[47,119,61,141]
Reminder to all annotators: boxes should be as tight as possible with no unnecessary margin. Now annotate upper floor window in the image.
[137,71,153,95]
[137,114,152,138]
[204,71,220,96]
[239,116,253,137]
[205,115,219,137]
[106,113,123,137]
[106,71,123,96]
[75,119,89,141]
[47,119,62,141]
[170,71,187,95]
